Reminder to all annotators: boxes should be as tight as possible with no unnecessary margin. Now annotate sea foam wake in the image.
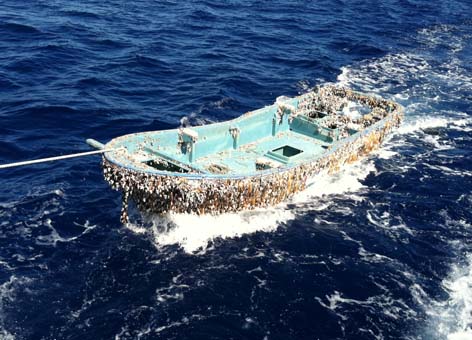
[128,29,471,254]
[126,157,376,253]
[336,25,472,340]
[437,255,472,340]
[125,22,472,339]
[1,2,471,336]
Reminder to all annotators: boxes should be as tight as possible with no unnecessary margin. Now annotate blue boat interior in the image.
[106,97,361,176]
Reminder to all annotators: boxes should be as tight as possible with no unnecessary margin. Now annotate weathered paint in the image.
[100,86,403,223]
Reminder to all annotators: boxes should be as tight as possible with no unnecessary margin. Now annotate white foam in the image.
[296,160,374,201]
[126,158,376,253]
[335,37,472,141]
[146,207,294,253]
[125,223,147,235]
[36,219,97,246]
[0,329,15,340]
[407,110,463,136]
[336,53,432,95]
[0,276,33,340]
[437,255,472,340]
[448,332,472,340]
[374,147,398,160]
[418,25,466,55]
[331,24,472,338]
[397,117,449,135]
[317,288,416,328]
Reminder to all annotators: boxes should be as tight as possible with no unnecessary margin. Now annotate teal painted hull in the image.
[100,86,403,222]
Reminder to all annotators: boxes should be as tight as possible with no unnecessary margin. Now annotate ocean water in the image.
[0,1,471,339]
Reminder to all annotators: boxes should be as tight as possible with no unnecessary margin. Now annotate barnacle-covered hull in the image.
[100,86,403,223]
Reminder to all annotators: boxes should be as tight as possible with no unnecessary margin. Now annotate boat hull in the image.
[101,87,402,222]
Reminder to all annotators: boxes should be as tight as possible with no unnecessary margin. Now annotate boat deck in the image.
[106,110,343,177]
[192,130,330,174]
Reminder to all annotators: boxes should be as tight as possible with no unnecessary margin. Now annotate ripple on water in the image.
[0,1,471,339]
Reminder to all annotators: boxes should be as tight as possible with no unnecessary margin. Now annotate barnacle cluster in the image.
[102,86,403,223]
[297,86,398,136]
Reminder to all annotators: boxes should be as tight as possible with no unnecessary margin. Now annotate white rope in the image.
[0,148,121,169]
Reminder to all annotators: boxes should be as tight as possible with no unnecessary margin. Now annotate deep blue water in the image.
[1,1,471,339]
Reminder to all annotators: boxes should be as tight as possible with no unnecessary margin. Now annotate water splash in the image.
[442,256,472,340]
[0,276,33,340]
[127,158,375,253]
[414,255,472,340]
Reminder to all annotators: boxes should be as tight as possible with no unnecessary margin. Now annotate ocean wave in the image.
[0,22,42,34]
[415,255,472,339]
[1,1,471,338]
